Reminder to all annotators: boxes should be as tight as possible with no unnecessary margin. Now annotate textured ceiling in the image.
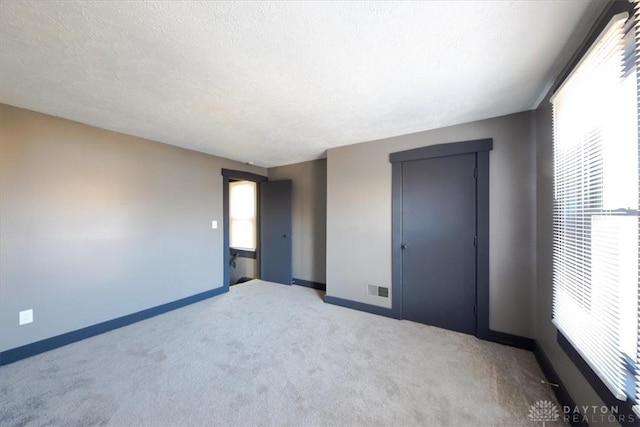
[1,1,596,167]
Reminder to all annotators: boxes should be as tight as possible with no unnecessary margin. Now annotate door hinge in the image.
[474,305,478,317]
[474,236,478,247]
[474,167,478,178]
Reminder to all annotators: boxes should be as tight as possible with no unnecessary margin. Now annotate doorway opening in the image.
[221,169,267,290]
[221,168,293,289]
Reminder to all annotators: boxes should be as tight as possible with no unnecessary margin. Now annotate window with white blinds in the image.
[229,180,257,250]
[634,1,640,418]
[551,6,639,410]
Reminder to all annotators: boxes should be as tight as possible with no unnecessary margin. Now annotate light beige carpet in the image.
[0,280,563,426]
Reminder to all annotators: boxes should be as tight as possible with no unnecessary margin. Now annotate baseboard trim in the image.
[322,296,538,349]
[533,340,587,427]
[323,295,399,319]
[293,278,326,291]
[485,329,535,351]
[0,286,228,366]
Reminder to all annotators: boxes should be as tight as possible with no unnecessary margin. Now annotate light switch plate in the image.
[212,220,218,229]
[19,309,33,325]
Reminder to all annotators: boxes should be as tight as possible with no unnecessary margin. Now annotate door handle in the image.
[401,243,408,250]
[283,234,288,238]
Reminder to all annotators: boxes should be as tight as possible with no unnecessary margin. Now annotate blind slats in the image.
[634,0,640,419]
[229,181,257,251]
[552,10,638,405]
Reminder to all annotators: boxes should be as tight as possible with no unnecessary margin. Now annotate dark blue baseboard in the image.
[534,340,587,427]
[485,329,535,351]
[323,295,399,319]
[0,286,228,366]
[293,278,326,291]
[323,295,535,352]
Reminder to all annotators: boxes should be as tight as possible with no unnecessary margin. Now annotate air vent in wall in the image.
[367,285,389,298]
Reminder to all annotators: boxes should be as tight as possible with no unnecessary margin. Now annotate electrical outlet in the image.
[19,309,33,325]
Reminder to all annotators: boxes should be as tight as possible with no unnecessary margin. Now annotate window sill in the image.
[230,248,257,259]
[557,330,637,425]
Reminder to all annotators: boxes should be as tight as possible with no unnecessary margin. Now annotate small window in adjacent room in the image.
[551,3,639,417]
[229,180,257,251]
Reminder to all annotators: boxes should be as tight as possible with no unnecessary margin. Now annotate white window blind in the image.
[552,8,639,406]
[635,0,640,418]
[229,181,257,250]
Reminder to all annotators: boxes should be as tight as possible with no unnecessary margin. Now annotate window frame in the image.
[229,180,258,252]
[551,1,638,422]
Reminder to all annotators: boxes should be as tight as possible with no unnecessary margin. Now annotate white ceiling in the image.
[1,1,597,168]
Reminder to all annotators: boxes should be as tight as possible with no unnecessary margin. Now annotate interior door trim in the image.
[389,138,493,339]
[390,138,493,163]
[221,169,268,291]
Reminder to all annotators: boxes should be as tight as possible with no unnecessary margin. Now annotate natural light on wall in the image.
[551,6,639,412]
[229,181,257,250]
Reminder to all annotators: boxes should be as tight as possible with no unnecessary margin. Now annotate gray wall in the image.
[326,112,536,337]
[531,0,614,415]
[0,104,266,352]
[534,88,607,410]
[268,159,327,284]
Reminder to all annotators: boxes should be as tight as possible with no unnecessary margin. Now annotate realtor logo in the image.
[528,400,560,426]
